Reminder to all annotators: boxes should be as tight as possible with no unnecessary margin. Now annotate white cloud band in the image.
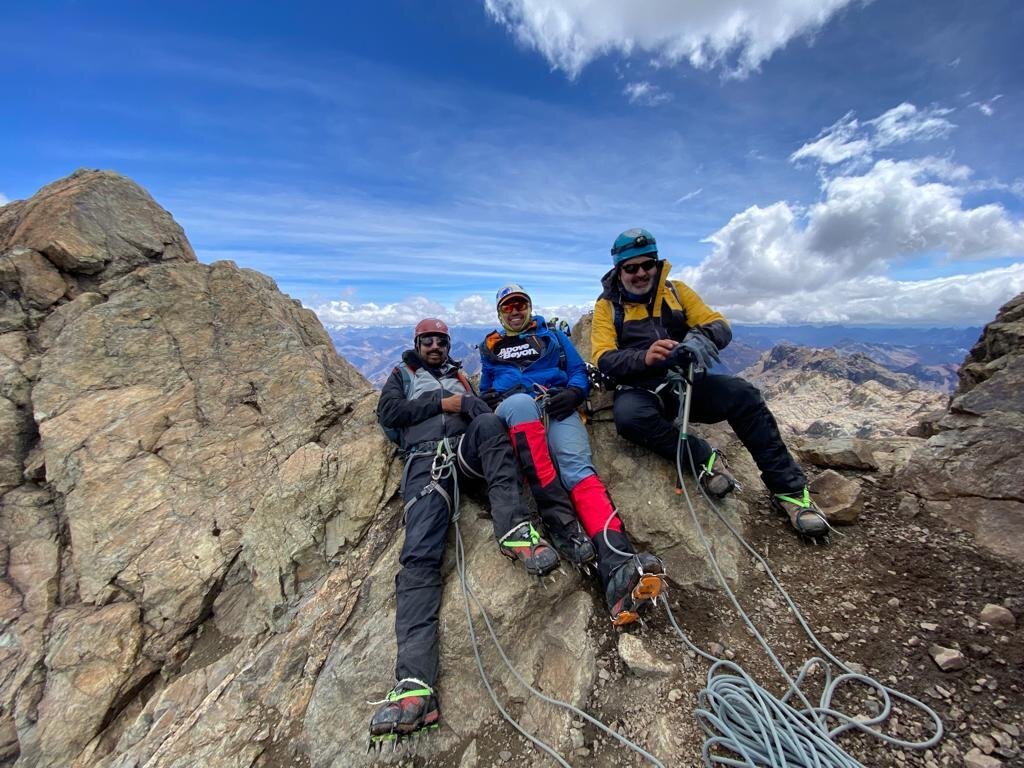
[485,0,862,78]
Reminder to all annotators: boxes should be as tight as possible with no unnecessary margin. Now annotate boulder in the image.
[808,470,863,524]
[0,169,195,278]
[899,292,1024,564]
[979,604,1016,629]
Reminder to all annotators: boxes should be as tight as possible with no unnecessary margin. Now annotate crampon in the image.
[606,553,666,627]
[772,487,833,544]
[697,449,740,499]
[498,522,560,580]
[366,678,440,755]
[547,521,597,576]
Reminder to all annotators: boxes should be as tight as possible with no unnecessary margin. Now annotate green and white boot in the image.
[773,487,829,538]
[698,450,739,499]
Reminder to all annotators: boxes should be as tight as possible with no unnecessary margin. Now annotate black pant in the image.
[394,414,529,687]
[612,374,805,493]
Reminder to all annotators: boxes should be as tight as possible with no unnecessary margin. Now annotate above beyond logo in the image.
[496,343,534,360]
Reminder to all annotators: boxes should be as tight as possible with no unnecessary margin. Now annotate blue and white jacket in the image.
[479,315,589,395]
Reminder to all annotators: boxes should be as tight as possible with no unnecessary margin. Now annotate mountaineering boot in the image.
[545,517,597,569]
[508,420,594,568]
[605,552,665,627]
[498,522,560,576]
[773,487,829,538]
[368,678,440,747]
[698,449,739,499]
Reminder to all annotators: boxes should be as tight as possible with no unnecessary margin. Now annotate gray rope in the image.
[437,438,664,767]
[664,371,944,767]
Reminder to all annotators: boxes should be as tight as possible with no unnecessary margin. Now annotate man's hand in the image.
[481,389,503,410]
[545,387,584,421]
[644,338,679,367]
[441,394,463,413]
[460,395,493,420]
[678,330,720,370]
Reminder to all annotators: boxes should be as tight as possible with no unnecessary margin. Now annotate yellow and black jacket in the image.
[591,260,731,389]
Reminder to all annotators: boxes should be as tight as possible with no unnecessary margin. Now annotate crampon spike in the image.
[612,610,640,627]
[632,573,663,602]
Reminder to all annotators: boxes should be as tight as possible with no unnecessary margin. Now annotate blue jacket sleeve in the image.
[557,331,590,395]
[479,355,494,392]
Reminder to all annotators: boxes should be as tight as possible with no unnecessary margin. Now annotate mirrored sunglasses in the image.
[620,258,659,275]
[499,299,529,314]
[418,335,450,348]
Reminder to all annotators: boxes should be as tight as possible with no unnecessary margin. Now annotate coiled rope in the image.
[662,365,944,767]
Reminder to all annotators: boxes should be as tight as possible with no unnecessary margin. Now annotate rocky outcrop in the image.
[899,292,1024,564]
[1,171,754,767]
[741,344,945,438]
[0,170,382,766]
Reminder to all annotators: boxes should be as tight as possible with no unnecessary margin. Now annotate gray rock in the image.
[617,634,674,677]
[899,293,1024,564]
[928,644,967,672]
[808,469,863,524]
[979,604,1016,629]
[964,748,1003,767]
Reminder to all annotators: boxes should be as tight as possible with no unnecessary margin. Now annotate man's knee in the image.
[496,392,540,426]
[612,393,654,437]
[723,376,766,416]
[469,412,506,441]
[396,564,442,592]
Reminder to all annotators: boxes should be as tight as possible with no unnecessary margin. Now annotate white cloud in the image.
[703,264,1024,326]
[791,103,954,166]
[0,194,9,207]
[675,187,704,204]
[313,294,591,329]
[680,157,1024,320]
[484,0,861,79]
[790,111,871,166]
[867,103,954,147]
[623,81,670,106]
[969,94,1003,117]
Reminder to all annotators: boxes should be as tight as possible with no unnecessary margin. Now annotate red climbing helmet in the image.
[413,317,450,345]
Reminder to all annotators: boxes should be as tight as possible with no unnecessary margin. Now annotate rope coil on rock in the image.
[663,365,944,767]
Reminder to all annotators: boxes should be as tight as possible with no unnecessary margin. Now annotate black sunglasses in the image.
[418,335,450,349]
[619,258,659,275]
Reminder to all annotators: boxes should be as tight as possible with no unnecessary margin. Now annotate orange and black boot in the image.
[604,550,665,627]
[368,678,440,752]
[498,522,560,576]
[509,421,596,569]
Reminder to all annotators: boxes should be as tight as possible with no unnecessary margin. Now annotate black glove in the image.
[480,389,503,410]
[460,395,493,420]
[544,387,584,421]
[669,331,720,371]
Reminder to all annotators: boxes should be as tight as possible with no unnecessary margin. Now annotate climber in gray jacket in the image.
[369,317,559,746]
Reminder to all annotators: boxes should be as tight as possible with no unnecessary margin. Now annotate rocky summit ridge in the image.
[1,171,1021,768]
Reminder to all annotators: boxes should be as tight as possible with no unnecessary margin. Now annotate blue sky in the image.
[3,0,1023,326]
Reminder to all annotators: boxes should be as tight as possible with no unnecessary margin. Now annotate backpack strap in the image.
[545,318,569,371]
[456,369,476,396]
[612,281,686,342]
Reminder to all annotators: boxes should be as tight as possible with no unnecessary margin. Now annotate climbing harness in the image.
[371,437,667,764]
[659,363,944,767]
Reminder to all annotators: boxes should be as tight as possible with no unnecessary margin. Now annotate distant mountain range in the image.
[327,321,980,392]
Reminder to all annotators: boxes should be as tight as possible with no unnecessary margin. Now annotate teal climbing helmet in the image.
[611,228,658,266]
